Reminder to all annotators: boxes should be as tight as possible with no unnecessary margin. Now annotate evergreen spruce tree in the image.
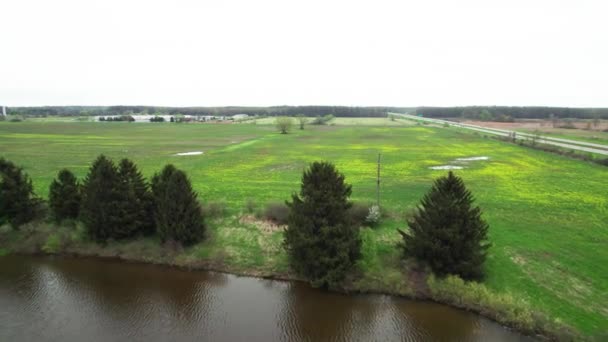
[118,159,155,236]
[151,164,177,234]
[80,155,125,242]
[0,158,38,228]
[151,164,177,196]
[284,161,361,288]
[400,171,490,280]
[49,169,81,222]
[152,165,204,245]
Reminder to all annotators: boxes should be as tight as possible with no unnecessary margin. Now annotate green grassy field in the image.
[26,116,96,123]
[0,120,606,338]
[249,116,412,126]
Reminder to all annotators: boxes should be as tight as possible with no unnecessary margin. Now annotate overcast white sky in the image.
[1,0,606,107]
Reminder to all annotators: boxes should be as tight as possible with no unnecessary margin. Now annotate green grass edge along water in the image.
[0,120,606,341]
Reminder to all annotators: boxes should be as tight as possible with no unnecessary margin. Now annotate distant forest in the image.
[5,105,608,119]
[6,106,409,118]
[416,106,608,120]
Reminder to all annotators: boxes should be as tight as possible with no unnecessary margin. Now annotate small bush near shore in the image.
[262,202,289,224]
[42,232,62,253]
[347,203,370,227]
[365,205,381,227]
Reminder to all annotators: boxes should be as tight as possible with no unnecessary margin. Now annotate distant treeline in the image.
[6,105,608,120]
[415,106,608,119]
[6,106,412,118]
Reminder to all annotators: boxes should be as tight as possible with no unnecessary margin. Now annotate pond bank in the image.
[0,221,578,341]
[1,254,538,341]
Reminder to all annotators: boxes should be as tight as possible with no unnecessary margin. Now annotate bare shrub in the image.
[347,202,370,227]
[275,117,294,134]
[263,202,290,224]
[365,205,381,227]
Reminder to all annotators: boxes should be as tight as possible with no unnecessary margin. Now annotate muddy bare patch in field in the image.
[267,162,307,172]
[510,254,527,266]
[239,215,285,233]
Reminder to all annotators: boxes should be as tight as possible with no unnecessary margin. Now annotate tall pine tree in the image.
[0,158,38,228]
[118,159,155,236]
[80,155,124,242]
[284,161,361,288]
[152,165,204,245]
[49,169,81,222]
[151,164,176,236]
[400,171,490,280]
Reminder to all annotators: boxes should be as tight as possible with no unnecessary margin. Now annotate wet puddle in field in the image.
[429,165,464,170]
[174,151,204,156]
[455,156,489,162]
[429,156,489,170]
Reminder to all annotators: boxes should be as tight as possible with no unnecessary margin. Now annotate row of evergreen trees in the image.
[284,162,490,288]
[2,156,489,287]
[1,155,205,245]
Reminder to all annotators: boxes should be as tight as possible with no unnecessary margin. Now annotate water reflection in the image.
[279,282,381,341]
[0,256,532,341]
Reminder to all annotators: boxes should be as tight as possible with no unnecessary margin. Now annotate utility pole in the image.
[376,153,381,207]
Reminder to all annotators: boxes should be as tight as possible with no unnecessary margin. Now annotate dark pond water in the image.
[0,255,532,341]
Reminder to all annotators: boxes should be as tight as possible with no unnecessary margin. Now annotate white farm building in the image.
[232,114,249,120]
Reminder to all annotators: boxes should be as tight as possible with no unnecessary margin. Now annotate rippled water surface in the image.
[0,256,532,341]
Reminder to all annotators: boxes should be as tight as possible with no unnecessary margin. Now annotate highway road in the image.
[394,113,608,156]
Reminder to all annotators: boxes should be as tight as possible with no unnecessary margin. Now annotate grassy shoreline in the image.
[0,219,582,341]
